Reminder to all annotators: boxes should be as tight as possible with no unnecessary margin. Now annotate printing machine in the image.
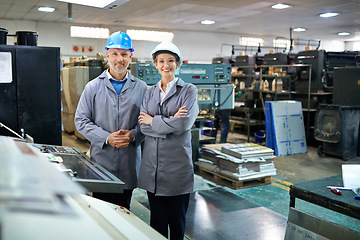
[325,51,359,87]
[0,136,166,240]
[233,55,256,88]
[263,52,289,65]
[0,45,62,145]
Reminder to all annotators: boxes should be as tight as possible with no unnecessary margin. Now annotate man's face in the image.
[106,48,133,74]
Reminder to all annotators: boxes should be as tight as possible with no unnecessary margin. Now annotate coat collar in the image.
[153,78,186,105]
[100,69,136,94]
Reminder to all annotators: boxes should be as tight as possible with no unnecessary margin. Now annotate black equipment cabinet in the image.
[314,104,360,160]
[0,45,61,145]
[296,50,327,93]
[263,52,288,65]
[333,67,360,106]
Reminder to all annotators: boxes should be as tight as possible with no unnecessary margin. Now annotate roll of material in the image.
[16,31,38,46]
[0,27,8,45]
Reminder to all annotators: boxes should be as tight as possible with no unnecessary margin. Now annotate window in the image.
[126,29,174,42]
[239,37,264,46]
[70,26,110,39]
[273,38,291,48]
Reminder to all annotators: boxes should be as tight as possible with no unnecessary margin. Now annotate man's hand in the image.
[108,130,134,148]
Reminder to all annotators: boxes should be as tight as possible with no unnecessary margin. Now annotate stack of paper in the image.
[221,143,274,158]
[198,143,276,181]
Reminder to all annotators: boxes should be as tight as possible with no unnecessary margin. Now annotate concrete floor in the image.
[62,131,360,239]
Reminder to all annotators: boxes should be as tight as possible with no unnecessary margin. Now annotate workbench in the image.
[286,175,360,239]
[289,175,360,220]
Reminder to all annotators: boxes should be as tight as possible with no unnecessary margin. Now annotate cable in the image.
[0,122,24,139]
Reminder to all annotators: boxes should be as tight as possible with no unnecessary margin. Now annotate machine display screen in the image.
[30,144,124,193]
[180,67,206,75]
[60,154,111,181]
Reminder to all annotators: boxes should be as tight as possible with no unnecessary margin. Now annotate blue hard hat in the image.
[105,31,134,52]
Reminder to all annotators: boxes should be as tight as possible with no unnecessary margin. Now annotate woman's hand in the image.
[174,106,188,118]
[139,112,153,125]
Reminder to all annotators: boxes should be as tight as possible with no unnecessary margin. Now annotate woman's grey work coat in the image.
[75,70,148,190]
[138,78,199,196]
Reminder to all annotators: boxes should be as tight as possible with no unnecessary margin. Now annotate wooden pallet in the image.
[198,167,271,190]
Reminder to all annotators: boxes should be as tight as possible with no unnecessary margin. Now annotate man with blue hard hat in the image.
[75,31,147,209]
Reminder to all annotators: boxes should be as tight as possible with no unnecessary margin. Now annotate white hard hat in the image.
[151,41,181,63]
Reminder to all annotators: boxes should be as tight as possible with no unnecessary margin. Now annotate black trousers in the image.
[92,189,133,210]
[147,191,190,240]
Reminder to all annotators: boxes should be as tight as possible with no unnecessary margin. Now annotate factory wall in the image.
[0,19,357,64]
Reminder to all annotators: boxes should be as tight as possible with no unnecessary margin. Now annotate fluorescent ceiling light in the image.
[38,7,55,12]
[293,27,306,32]
[55,0,122,8]
[319,12,339,18]
[271,3,290,9]
[338,32,350,36]
[201,20,215,25]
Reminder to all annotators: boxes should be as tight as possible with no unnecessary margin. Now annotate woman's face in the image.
[154,53,179,79]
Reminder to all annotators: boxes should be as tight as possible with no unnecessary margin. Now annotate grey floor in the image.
[62,131,360,239]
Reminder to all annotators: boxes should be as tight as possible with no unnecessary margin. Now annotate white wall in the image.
[1,19,357,64]
[345,41,360,51]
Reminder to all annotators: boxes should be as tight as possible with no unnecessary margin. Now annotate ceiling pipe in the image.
[68,3,72,21]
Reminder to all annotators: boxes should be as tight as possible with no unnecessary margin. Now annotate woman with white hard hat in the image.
[138,41,199,240]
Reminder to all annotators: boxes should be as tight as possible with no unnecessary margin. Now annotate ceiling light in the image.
[319,12,339,18]
[38,7,55,12]
[271,3,290,9]
[201,20,215,25]
[293,28,306,32]
[338,32,350,36]
[54,0,129,9]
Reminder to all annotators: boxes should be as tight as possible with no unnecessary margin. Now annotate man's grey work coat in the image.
[75,70,148,190]
[138,78,199,196]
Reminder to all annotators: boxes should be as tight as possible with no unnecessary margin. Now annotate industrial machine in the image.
[263,52,289,65]
[314,67,360,160]
[30,143,124,193]
[211,56,233,64]
[233,55,256,87]
[0,136,166,240]
[295,49,327,93]
[332,67,360,106]
[326,51,359,87]
[0,45,62,145]
[130,62,160,85]
[130,62,235,110]
[314,104,360,160]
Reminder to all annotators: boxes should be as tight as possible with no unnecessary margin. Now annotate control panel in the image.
[131,63,232,85]
[130,63,234,110]
[130,62,161,85]
[179,64,232,84]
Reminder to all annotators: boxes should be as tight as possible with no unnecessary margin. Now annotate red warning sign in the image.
[72,45,95,53]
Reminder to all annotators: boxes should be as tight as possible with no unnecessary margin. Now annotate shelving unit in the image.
[231,64,316,142]
[230,106,265,142]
